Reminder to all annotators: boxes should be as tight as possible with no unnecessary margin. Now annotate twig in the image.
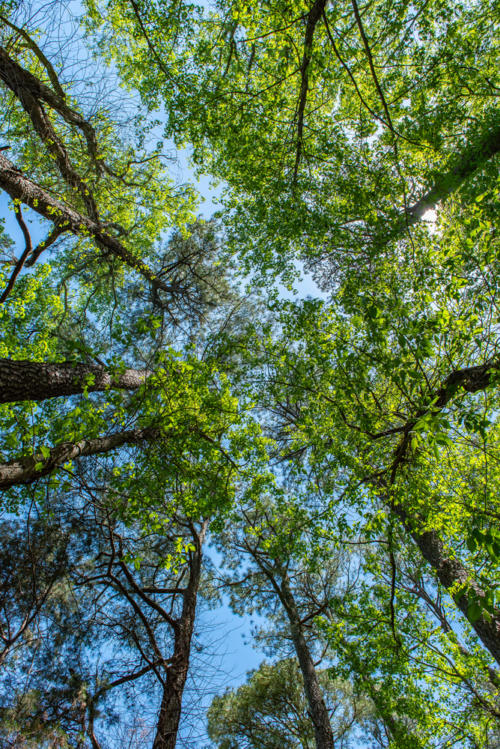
[0,204,32,303]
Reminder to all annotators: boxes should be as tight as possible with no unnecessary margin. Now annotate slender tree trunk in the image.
[153,642,191,749]
[0,46,99,218]
[152,521,207,749]
[0,426,160,489]
[253,556,335,749]
[278,571,335,749]
[0,45,98,159]
[0,358,149,403]
[378,359,500,665]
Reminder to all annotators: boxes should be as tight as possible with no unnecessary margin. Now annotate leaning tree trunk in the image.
[0,151,177,295]
[266,564,334,749]
[380,360,500,665]
[393,503,500,666]
[0,426,161,488]
[152,521,207,749]
[0,358,149,403]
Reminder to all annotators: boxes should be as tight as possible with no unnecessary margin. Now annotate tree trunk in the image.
[380,359,500,665]
[0,46,99,219]
[152,521,207,749]
[266,564,334,749]
[394,503,500,666]
[0,426,160,489]
[0,358,149,403]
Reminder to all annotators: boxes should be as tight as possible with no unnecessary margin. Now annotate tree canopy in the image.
[0,0,499,746]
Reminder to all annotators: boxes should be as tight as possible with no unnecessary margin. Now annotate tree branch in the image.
[0,204,32,303]
[0,426,161,489]
[0,152,179,295]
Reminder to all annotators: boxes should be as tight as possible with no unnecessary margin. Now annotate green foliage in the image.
[1,0,500,745]
[208,659,373,749]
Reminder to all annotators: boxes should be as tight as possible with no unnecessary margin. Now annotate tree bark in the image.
[0,426,160,489]
[0,358,149,403]
[152,521,207,749]
[0,46,99,219]
[379,359,500,665]
[393,503,500,666]
[0,45,98,161]
[252,555,334,749]
[277,571,335,749]
[0,152,177,296]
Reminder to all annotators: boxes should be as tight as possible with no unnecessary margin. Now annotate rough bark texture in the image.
[0,45,98,161]
[277,572,334,749]
[382,358,500,665]
[0,426,160,489]
[0,358,149,403]
[252,559,335,749]
[152,522,207,749]
[393,503,500,666]
[0,46,99,218]
[0,152,176,295]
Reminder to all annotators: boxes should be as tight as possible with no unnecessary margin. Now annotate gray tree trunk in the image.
[0,426,160,489]
[394,503,500,666]
[252,555,334,749]
[383,359,500,665]
[277,571,335,749]
[0,358,148,403]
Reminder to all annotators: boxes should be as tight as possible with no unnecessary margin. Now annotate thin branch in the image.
[350,0,395,134]
[0,204,32,303]
[0,14,66,99]
[25,225,63,267]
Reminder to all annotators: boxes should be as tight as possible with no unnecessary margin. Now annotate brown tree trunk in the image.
[152,521,207,749]
[153,644,190,749]
[0,426,160,489]
[277,571,335,749]
[381,360,500,665]
[0,358,149,403]
[0,152,177,295]
[251,553,334,749]
[0,46,99,219]
[394,503,500,666]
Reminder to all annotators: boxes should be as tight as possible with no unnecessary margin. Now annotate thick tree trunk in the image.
[152,522,207,749]
[153,645,190,749]
[0,426,160,489]
[272,567,334,749]
[0,152,176,295]
[393,503,500,666]
[0,358,149,403]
